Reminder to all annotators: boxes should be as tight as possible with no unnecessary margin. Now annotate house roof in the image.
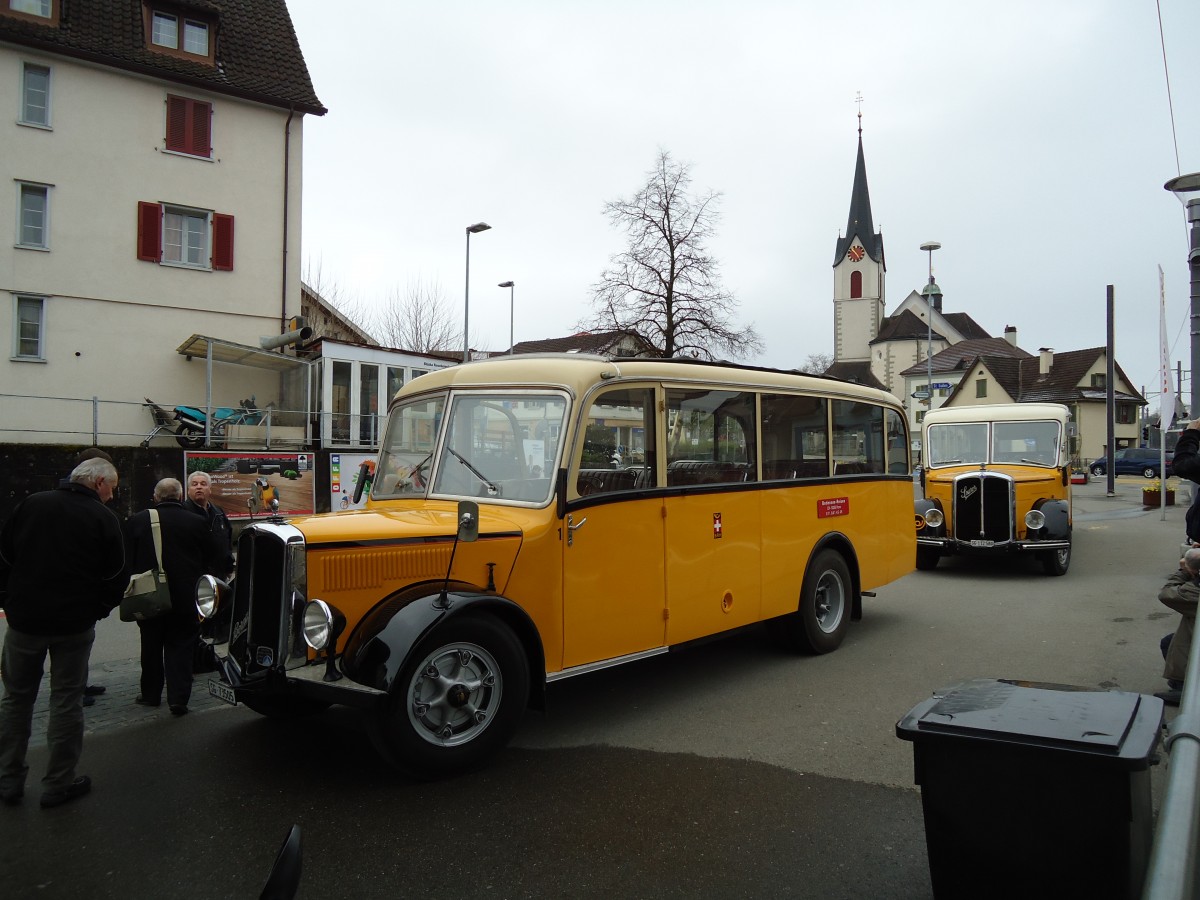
[945,346,1147,406]
[898,337,1032,377]
[822,360,888,391]
[833,135,884,268]
[511,331,656,356]
[300,282,376,345]
[0,1,325,114]
[873,309,950,344]
[942,312,991,341]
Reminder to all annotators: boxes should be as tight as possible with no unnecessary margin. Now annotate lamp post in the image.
[919,241,942,417]
[1164,173,1200,419]
[498,281,515,352]
[463,222,492,363]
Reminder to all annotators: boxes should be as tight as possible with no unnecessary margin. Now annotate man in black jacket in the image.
[184,471,234,577]
[124,478,223,716]
[0,457,125,808]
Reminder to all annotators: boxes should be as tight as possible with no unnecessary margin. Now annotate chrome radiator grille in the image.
[952,473,1014,545]
[228,524,293,677]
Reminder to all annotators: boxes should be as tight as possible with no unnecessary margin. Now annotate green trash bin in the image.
[896,678,1164,900]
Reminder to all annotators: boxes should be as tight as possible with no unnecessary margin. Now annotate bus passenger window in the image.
[761,394,829,479]
[576,387,656,496]
[666,388,757,485]
[832,400,885,475]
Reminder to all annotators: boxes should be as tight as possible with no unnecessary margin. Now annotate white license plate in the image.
[207,680,237,706]
[969,539,995,548]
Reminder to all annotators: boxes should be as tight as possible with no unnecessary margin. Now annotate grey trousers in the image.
[0,625,95,793]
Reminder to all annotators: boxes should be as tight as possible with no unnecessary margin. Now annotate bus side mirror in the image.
[352,459,376,505]
[457,500,479,542]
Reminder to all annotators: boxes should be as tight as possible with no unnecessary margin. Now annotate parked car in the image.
[1088,448,1173,478]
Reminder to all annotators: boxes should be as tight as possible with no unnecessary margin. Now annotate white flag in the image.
[1160,265,1175,427]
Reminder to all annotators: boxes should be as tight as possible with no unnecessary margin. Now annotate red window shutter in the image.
[190,101,211,156]
[165,96,187,152]
[212,213,234,270]
[137,201,162,262]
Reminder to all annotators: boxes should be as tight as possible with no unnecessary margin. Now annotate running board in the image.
[546,646,669,683]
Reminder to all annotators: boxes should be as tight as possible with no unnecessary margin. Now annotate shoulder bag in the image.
[120,509,173,622]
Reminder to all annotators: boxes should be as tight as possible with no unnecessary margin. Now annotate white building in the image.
[1,1,325,445]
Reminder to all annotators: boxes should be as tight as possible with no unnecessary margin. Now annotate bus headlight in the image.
[302,599,345,651]
[196,575,228,621]
[923,507,944,528]
[1025,509,1046,531]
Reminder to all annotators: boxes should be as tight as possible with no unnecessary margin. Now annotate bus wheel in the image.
[1042,545,1071,576]
[241,695,330,718]
[774,550,851,655]
[916,547,941,570]
[370,615,529,778]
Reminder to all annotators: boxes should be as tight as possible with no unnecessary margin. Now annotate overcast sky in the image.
[287,1,1200,405]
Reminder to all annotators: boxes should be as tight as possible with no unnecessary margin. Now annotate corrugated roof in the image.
[0,0,325,114]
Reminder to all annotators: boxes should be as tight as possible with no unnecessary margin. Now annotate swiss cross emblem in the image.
[713,513,723,539]
[847,245,865,262]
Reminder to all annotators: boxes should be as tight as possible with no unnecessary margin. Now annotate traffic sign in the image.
[932,382,952,389]
[912,390,931,400]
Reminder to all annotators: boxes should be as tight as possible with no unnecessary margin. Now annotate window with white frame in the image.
[163,206,209,267]
[17,182,49,249]
[150,10,209,57]
[20,63,50,127]
[13,294,45,360]
[10,0,51,17]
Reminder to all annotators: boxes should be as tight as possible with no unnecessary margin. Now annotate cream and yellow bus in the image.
[199,355,916,775]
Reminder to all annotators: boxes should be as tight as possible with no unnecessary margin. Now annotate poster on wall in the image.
[331,452,375,511]
[184,452,316,520]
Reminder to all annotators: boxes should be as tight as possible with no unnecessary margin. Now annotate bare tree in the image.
[582,150,761,360]
[801,352,833,374]
[374,277,458,353]
[301,256,377,341]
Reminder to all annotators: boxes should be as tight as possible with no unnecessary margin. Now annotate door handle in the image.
[567,514,587,546]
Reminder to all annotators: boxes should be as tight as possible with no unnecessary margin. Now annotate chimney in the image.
[1039,347,1054,375]
[1004,325,1017,347]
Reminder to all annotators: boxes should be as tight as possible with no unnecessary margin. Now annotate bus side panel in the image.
[664,489,761,645]
[494,512,566,673]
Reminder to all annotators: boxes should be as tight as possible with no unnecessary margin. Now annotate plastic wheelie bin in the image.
[896,678,1164,900]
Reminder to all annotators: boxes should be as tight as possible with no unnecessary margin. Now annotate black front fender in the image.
[1033,498,1072,540]
[347,591,547,711]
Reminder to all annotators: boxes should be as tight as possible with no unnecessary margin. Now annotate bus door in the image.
[561,386,666,669]
[662,388,762,644]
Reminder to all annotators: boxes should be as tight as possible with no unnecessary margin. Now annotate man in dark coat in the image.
[184,470,234,577]
[0,457,125,808]
[124,478,223,716]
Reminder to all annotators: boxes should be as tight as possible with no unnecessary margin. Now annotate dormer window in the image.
[5,0,58,24]
[144,5,215,63]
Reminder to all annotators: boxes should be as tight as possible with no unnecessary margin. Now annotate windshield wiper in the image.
[447,448,499,496]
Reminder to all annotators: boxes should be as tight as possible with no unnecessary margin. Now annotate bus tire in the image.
[241,695,330,718]
[774,549,851,655]
[1042,545,1071,576]
[369,614,529,778]
[916,547,941,570]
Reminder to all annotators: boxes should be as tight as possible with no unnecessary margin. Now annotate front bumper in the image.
[210,644,387,710]
[917,535,1071,553]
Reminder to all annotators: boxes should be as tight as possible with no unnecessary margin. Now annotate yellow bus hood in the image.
[289,504,525,546]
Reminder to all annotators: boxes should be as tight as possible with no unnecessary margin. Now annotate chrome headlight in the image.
[195,574,228,621]
[303,599,339,650]
[924,507,944,528]
[1025,509,1046,530]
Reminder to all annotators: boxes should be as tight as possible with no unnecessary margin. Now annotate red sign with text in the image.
[817,497,849,518]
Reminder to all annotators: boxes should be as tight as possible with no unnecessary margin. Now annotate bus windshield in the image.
[374,391,568,504]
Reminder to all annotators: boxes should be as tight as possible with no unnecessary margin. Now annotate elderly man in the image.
[125,478,223,716]
[1157,546,1200,706]
[184,471,234,577]
[0,458,125,808]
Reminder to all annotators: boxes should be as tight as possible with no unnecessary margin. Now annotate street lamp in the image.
[919,241,942,415]
[463,222,492,363]
[1164,173,1200,419]
[498,281,515,352]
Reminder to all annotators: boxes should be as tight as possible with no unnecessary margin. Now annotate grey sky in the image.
[288,1,1200,404]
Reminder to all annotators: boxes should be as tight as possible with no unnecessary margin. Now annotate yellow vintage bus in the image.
[914,403,1073,575]
[199,355,916,775]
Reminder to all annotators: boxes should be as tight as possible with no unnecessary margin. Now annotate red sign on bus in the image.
[818,497,849,518]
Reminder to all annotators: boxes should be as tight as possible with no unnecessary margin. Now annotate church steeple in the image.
[834,128,884,267]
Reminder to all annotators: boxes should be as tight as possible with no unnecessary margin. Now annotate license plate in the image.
[207,680,237,706]
[969,539,995,548]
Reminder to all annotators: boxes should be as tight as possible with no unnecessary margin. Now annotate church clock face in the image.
[847,245,865,262]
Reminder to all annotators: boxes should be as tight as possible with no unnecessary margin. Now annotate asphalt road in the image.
[0,475,1189,898]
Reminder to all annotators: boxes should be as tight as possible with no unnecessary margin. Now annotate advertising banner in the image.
[184,452,315,519]
[331,452,375,510]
